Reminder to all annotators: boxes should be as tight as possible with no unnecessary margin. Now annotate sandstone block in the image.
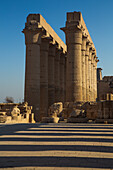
[41,117,59,123]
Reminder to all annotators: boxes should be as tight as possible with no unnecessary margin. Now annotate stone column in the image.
[93,60,96,101]
[97,68,102,81]
[85,42,90,101]
[64,54,67,102]
[90,53,94,101]
[60,53,66,103]
[92,54,96,101]
[48,43,56,107]
[97,67,102,101]
[23,28,42,122]
[54,47,61,102]
[61,26,83,102]
[81,35,87,102]
[94,56,99,101]
[40,36,51,120]
[90,51,93,101]
[88,49,92,101]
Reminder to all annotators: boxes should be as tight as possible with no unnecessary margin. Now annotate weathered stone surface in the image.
[41,117,59,123]
[0,102,35,124]
[85,100,113,122]
[97,76,113,101]
[23,14,67,122]
[0,112,7,123]
[69,109,85,118]
[96,119,113,124]
[23,12,98,122]
[67,117,88,123]
[48,102,63,117]
[61,11,98,104]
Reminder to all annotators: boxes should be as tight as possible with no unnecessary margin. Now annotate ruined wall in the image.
[0,102,35,123]
[97,76,113,101]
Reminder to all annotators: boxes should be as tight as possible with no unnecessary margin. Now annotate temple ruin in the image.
[23,11,99,121]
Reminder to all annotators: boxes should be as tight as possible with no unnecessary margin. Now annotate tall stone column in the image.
[88,49,92,101]
[94,56,99,101]
[85,42,91,101]
[60,53,66,103]
[81,35,87,102]
[48,43,56,107]
[90,51,93,101]
[61,26,83,102]
[40,36,51,120]
[90,53,94,101]
[92,54,96,101]
[23,28,42,121]
[64,55,67,102]
[54,47,61,102]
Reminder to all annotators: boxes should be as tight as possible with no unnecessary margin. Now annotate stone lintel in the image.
[26,14,67,53]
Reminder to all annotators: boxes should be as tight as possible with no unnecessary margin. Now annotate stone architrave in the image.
[40,36,51,120]
[22,27,42,121]
[81,35,87,102]
[48,43,56,107]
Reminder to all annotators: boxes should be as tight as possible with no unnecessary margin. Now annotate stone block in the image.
[96,119,113,124]
[0,112,7,123]
[41,117,59,123]
[48,102,63,117]
[67,117,88,123]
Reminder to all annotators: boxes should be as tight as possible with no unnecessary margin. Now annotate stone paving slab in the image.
[0,123,113,169]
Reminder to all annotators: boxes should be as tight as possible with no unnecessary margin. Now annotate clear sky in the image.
[0,0,113,102]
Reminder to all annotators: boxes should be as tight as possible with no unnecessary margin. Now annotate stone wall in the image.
[86,101,113,123]
[97,76,113,101]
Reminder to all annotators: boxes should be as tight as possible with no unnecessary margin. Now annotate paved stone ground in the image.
[0,123,113,169]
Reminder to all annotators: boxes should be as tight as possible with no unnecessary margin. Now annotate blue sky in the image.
[0,0,113,102]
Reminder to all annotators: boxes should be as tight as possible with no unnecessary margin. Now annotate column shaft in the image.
[93,63,95,101]
[40,37,50,120]
[23,29,42,121]
[88,50,92,101]
[85,43,90,101]
[91,54,94,101]
[54,48,61,102]
[94,57,98,101]
[48,44,56,107]
[60,53,65,103]
[64,56,66,102]
[66,28,83,102]
[81,36,87,102]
